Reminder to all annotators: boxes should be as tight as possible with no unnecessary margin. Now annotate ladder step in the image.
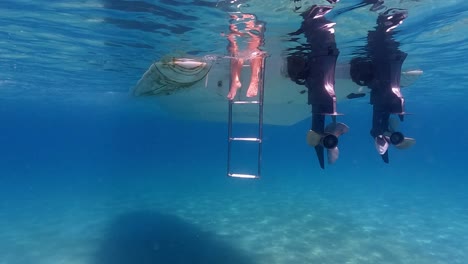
[230,137,261,142]
[228,173,259,179]
[232,100,260,104]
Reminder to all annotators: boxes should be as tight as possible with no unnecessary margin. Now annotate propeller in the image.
[386,116,416,149]
[374,116,416,160]
[307,122,349,166]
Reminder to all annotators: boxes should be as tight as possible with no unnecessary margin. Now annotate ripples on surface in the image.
[0,0,466,102]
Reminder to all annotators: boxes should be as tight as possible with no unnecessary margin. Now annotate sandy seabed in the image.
[0,173,466,264]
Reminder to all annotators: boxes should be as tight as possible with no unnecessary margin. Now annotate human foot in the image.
[246,82,258,97]
[227,80,242,100]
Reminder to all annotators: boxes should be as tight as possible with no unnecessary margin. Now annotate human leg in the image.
[246,55,263,97]
[227,58,243,100]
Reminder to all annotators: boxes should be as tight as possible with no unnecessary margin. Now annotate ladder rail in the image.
[257,56,265,178]
[227,99,234,177]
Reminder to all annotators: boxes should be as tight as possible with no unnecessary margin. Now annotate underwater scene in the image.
[0,0,467,263]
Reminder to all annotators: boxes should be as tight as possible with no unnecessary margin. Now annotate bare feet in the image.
[227,79,241,100]
[246,82,258,97]
[246,56,262,98]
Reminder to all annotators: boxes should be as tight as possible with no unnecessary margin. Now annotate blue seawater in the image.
[0,1,467,263]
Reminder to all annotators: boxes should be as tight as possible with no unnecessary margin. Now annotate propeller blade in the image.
[324,122,349,137]
[381,150,389,163]
[327,147,339,164]
[395,137,416,149]
[315,145,325,169]
[307,130,322,147]
[375,135,389,155]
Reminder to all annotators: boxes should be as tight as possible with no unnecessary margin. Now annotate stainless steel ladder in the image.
[227,57,266,179]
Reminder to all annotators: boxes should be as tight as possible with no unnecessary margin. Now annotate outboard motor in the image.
[289,4,348,169]
[352,8,415,163]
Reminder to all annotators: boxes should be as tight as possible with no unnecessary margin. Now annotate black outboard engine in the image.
[289,5,349,169]
[351,8,415,163]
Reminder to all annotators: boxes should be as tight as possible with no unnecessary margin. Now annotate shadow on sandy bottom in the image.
[93,210,256,264]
